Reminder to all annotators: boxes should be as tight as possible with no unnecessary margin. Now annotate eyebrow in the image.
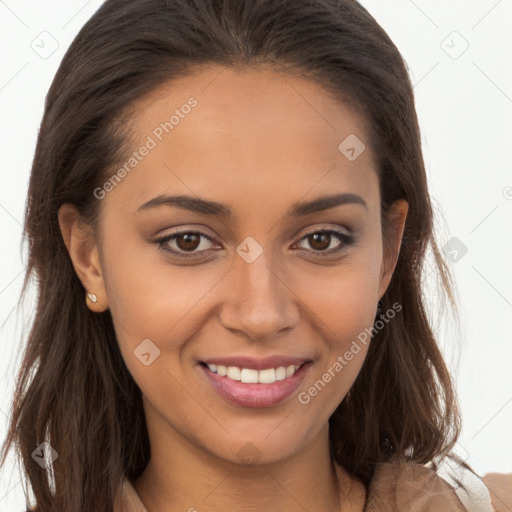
[137,192,368,217]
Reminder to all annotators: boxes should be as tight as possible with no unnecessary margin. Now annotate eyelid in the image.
[296,224,352,240]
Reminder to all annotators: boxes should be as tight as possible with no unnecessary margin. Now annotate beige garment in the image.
[483,473,512,512]
[115,462,512,512]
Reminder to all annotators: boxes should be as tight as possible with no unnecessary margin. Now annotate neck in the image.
[132,407,366,511]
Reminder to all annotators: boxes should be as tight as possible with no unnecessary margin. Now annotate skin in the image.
[59,64,408,511]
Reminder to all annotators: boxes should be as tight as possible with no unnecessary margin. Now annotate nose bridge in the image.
[219,243,298,340]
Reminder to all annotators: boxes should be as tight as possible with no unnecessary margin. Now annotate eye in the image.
[153,227,355,261]
[153,230,220,259]
[294,229,354,258]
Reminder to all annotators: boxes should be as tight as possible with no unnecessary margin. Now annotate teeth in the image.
[257,368,275,384]
[227,366,241,381]
[206,363,302,383]
[275,367,286,381]
[241,369,259,383]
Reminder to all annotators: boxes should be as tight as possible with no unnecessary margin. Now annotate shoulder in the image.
[366,460,468,511]
[482,472,512,512]
[365,458,511,512]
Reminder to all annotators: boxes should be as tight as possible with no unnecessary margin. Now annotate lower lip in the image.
[200,362,311,408]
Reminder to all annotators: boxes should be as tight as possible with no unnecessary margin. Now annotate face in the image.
[62,64,407,466]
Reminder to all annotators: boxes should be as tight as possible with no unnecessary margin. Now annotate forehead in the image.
[104,64,379,219]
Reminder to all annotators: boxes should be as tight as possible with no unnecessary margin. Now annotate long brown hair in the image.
[1,0,461,510]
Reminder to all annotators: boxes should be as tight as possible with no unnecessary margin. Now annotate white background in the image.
[1,0,511,509]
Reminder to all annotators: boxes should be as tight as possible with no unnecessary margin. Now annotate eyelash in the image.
[153,228,355,260]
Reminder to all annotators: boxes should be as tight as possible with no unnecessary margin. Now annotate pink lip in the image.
[199,361,312,408]
[201,355,310,370]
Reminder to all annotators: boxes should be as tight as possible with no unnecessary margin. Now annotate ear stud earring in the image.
[86,292,98,303]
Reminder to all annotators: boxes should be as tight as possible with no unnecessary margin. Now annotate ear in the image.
[58,203,109,312]
[378,199,409,299]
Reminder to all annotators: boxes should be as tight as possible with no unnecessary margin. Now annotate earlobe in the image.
[58,203,109,312]
[378,199,409,299]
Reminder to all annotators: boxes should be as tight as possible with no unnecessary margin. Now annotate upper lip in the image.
[201,355,312,371]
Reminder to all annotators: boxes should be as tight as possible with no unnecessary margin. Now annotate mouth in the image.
[198,358,312,408]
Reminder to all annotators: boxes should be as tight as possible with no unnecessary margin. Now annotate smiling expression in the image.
[84,63,407,465]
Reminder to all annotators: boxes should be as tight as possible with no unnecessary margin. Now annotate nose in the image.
[219,248,300,342]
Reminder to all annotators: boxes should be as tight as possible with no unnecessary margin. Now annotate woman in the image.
[1,0,510,510]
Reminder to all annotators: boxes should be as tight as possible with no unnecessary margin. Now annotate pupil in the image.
[311,233,329,250]
[178,234,200,251]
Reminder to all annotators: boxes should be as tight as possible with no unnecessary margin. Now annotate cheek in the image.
[291,250,381,402]
[315,278,377,339]
[295,249,382,343]
[100,221,219,342]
